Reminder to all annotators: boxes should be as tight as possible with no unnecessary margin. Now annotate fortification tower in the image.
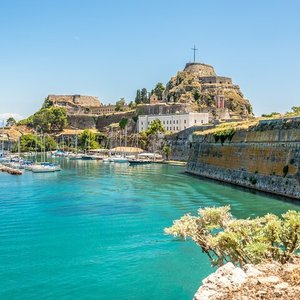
[184,62,216,77]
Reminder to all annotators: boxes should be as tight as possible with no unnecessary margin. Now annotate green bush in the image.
[165,206,300,267]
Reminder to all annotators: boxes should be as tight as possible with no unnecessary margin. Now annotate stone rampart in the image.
[67,114,98,129]
[184,63,216,77]
[136,103,192,116]
[186,118,300,199]
[96,111,136,131]
[166,125,215,161]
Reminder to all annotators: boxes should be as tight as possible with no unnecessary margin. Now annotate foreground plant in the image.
[165,206,300,267]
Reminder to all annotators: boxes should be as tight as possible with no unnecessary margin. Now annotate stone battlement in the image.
[47,94,101,108]
[184,62,216,77]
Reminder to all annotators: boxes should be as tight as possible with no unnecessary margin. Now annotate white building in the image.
[138,112,209,133]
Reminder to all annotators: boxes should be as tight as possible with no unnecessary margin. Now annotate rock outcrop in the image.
[194,258,300,299]
[163,63,253,119]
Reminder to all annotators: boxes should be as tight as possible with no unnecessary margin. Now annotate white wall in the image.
[138,113,209,133]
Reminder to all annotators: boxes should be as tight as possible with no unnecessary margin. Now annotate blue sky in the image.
[0,0,299,119]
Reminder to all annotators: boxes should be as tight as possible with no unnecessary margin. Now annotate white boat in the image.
[111,155,128,163]
[103,157,114,162]
[128,158,152,165]
[31,164,61,173]
[68,154,83,160]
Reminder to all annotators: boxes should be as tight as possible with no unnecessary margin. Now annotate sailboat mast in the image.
[1,120,4,156]
[75,129,78,154]
[44,134,46,162]
[18,136,20,158]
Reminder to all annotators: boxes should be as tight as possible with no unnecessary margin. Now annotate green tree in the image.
[146,119,165,135]
[128,101,136,109]
[31,107,67,132]
[165,206,300,267]
[138,119,165,150]
[6,117,16,127]
[135,90,141,104]
[44,135,57,151]
[115,98,126,112]
[119,118,128,130]
[138,131,149,149]
[261,112,281,118]
[291,106,300,115]
[78,129,99,150]
[19,134,41,152]
[152,82,165,100]
[141,88,149,104]
[162,145,171,160]
[17,134,57,152]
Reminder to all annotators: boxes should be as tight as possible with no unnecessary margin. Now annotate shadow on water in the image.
[183,171,300,207]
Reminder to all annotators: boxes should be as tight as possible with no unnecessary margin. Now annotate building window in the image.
[184,119,187,124]
[176,120,178,124]
[201,120,203,124]
[194,120,197,124]
[176,126,178,130]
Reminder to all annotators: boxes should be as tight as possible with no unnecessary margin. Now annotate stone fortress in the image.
[44,58,253,131]
[158,62,253,120]
[46,94,116,115]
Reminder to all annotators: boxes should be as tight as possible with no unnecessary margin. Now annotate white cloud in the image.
[0,113,24,122]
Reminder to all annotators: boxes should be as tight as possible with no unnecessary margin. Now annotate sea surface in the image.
[0,160,299,300]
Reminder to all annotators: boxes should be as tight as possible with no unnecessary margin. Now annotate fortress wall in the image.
[200,76,232,84]
[67,114,97,129]
[136,103,192,115]
[96,111,136,131]
[186,120,300,199]
[166,125,215,161]
[184,63,216,77]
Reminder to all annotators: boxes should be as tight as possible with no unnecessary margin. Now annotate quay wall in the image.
[166,125,215,161]
[186,118,300,199]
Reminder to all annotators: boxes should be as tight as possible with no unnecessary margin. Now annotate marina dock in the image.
[0,164,22,175]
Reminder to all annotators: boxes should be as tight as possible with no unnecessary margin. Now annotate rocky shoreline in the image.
[194,258,300,299]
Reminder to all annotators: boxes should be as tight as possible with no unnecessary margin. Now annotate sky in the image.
[0,0,299,120]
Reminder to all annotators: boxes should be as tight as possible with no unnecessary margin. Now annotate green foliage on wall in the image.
[213,128,236,144]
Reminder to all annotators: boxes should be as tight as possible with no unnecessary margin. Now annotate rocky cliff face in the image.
[163,63,253,119]
[194,259,300,300]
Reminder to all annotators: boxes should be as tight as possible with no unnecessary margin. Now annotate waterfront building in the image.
[138,112,209,133]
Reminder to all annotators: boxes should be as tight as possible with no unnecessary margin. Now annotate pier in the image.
[0,164,22,175]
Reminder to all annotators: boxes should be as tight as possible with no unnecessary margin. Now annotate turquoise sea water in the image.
[0,160,299,300]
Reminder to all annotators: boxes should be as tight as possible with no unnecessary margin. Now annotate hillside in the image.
[163,63,253,119]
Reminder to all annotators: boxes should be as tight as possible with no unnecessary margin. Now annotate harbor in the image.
[0,160,298,299]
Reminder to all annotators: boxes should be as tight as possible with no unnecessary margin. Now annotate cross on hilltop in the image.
[191,44,198,62]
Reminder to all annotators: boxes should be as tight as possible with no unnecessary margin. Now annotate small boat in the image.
[128,158,152,165]
[68,154,83,160]
[112,156,128,163]
[31,165,61,173]
[81,155,95,160]
[31,162,61,173]
[103,157,114,162]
